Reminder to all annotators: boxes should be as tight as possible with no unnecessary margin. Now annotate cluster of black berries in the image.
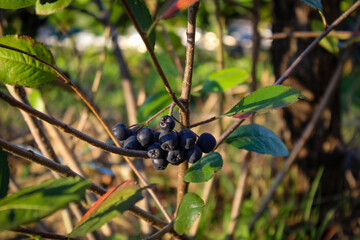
[112,115,216,170]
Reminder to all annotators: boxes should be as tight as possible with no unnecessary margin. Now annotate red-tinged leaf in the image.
[78,179,135,225]
[69,179,144,237]
[159,0,200,19]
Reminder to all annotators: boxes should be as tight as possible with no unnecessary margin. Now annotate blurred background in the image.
[1,0,360,239]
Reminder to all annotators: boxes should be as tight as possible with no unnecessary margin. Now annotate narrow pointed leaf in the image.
[0,177,91,231]
[159,0,200,19]
[300,0,327,28]
[0,149,9,199]
[184,152,223,183]
[35,0,72,15]
[69,179,144,237]
[0,0,36,9]
[122,0,156,49]
[0,35,58,88]
[224,85,304,119]
[174,193,204,235]
[225,124,289,157]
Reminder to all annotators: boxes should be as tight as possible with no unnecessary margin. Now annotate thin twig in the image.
[119,0,187,113]
[0,137,172,232]
[215,119,246,150]
[144,222,174,240]
[176,2,200,212]
[274,0,360,85]
[226,152,251,239]
[189,116,219,128]
[0,89,147,158]
[249,29,356,231]
[12,227,80,240]
[269,30,353,40]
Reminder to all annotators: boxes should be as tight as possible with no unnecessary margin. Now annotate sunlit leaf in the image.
[0,35,58,88]
[0,0,36,9]
[174,193,204,235]
[159,0,200,19]
[0,177,90,231]
[35,0,72,15]
[300,0,327,28]
[69,180,144,237]
[224,86,304,119]
[225,124,289,157]
[201,68,248,93]
[122,0,156,49]
[0,149,9,199]
[184,152,223,183]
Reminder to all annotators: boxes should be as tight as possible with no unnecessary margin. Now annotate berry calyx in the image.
[159,131,179,151]
[147,142,165,159]
[159,115,176,132]
[167,149,185,165]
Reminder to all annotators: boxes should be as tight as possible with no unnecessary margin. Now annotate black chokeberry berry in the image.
[179,129,197,149]
[152,158,168,170]
[137,128,155,147]
[197,133,216,153]
[123,135,141,150]
[147,142,165,159]
[112,123,132,141]
[167,149,185,165]
[185,144,203,164]
[154,131,160,142]
[159,131,179,151]
[159,115,176,132]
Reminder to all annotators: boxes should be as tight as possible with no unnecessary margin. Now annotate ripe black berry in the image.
[159,131,179,151]
[179,129,197,149]
[147,142,165,159]
[159,115,176,132]
[167,149,185,165]
[123,135,141,150]
[154,131,160,142]
[152,158,168,170]
[112,123,132,141]
[137,128,155,147]
[185,144,203,164]
[197,133,216,153]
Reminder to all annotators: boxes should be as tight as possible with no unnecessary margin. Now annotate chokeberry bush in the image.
[0,0,359,239]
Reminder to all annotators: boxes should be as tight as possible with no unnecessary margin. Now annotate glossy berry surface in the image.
[185,144,203,164]
[123,135,141,150]
[179,129,197,149]
[137,128,155,147]
[159,131,179,151]
[112,123,131,141]
[167,149,185,165]
[152,158,168,170]
[197,132,216,153]
[159,115,176,132]
[147,142,165,159]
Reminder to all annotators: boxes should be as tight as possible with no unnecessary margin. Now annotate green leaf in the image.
[124,0,156,49]
[0,149,9,199]
[137,91,173,123]
[0,0,36,9]
[28,89,46,112]
[0,177,91,231]
[224,85,304,119]
[174,193,204,235]
[300,0,327,28]
[225,124,289,157]
[69,180,144,237]
[0,35,58,88]
[201,68,248,93]
[35,0,72,15]
[184,152,223,183]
